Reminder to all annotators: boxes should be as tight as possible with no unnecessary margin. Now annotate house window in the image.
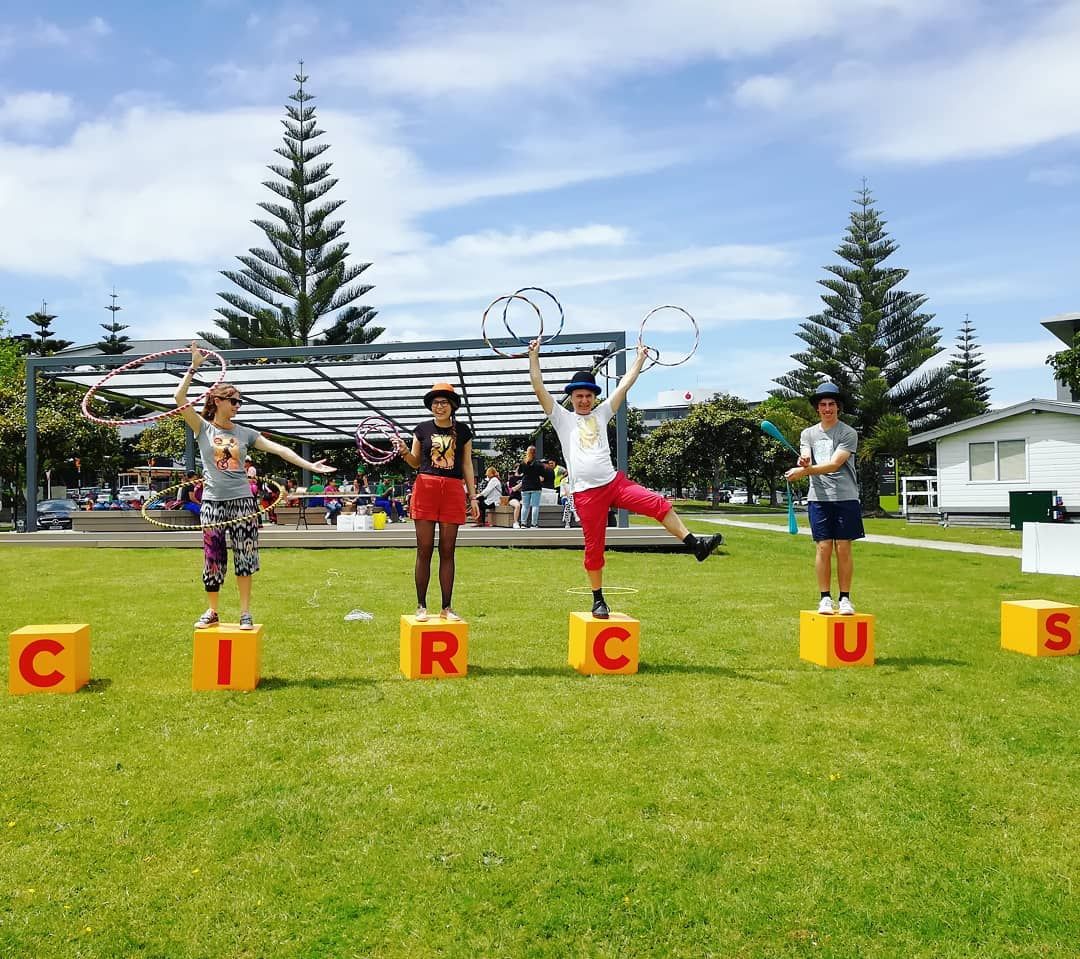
[969,439,1027,481]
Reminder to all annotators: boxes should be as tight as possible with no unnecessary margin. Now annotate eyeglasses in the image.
[224,397,243,407]
[430,399,451,406]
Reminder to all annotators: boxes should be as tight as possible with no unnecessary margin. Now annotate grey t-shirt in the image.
[197,420,261,502]
[800,421,859,502]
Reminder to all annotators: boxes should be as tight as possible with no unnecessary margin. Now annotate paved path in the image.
[694,517,1022,558]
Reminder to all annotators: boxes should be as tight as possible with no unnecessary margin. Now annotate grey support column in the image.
[614,340,629,528]
[301,442,312,487]
[185,424,196,472]
[25,359,38,533]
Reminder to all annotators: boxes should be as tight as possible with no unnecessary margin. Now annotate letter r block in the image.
[8,624,91,695]
[192,624,263,691]
[399,616,468,680]
[1000,600,1079,657]
[799,612,875,668]
[568,612,639,675]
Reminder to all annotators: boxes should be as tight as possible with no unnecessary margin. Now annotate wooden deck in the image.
[0,525,684,551]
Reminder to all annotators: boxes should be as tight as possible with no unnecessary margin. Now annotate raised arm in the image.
[254,435,336,474]
[607,343,649,413]
[175,340,207,433]
[527,338,555,416]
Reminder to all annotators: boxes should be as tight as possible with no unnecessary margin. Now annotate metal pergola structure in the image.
[24,331,630,531]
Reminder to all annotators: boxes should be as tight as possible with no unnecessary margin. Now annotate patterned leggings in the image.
[201,497,260,592]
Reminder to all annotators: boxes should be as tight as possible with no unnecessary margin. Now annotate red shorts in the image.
[410,473,467,525]
[572,472,672,570]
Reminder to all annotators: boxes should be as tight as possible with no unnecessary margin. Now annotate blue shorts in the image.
[807,500,865,542]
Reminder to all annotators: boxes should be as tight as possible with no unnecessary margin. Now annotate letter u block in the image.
[400,616,468,680]
[192,624,263,691]
[1000,600,1079,657]
[8,624,91,695]
[799,612,875,668]
[568,612,639,675]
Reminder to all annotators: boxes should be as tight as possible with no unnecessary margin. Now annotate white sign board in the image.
[1021,523,1080,577]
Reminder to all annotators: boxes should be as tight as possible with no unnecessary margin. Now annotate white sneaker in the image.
[441,608,462,622]
[817,596,835,615]
[415,606,428,622]
[838,597,855,615]
[512,522,521,529]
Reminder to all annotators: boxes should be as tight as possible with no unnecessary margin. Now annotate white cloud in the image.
[982,339,1061,373]
[0,92,73,131]
[733,75,793,110]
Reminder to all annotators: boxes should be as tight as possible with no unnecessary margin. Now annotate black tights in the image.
[414,519,460,609]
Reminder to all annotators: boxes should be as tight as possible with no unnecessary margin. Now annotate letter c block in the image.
[192,624,263,691]
[568,612,639,675]
[1000,600,1079,657]
[399,616,468,679]
[8,624,91,695]
[799,611,875,668]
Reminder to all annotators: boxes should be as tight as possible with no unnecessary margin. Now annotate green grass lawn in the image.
[719,515,1023,549]
[2,528,1079,958]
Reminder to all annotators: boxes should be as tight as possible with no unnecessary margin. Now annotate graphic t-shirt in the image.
[799,421,860,502]
[415,420,474,480]
[548,400,617,493]
[196,420,261,502]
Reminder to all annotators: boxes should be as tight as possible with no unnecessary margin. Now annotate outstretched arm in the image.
[254,435,336,474]
[175,340,207,433]
[527,338,555,416]
[607,343,649,413]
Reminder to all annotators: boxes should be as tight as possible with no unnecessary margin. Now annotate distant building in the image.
[639,388,718,431]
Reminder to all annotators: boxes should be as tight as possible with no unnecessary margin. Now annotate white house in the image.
[908,399,1080,516]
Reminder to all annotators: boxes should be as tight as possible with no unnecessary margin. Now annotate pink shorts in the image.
[572,472,672,570]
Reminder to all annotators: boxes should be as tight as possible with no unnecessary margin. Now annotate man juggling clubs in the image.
[527,338,722,619]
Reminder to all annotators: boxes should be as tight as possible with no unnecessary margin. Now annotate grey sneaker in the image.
[239,612,254,630]
[194,609,219,629]
[415,606,429,622]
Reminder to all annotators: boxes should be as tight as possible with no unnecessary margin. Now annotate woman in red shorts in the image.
[394,382,479,621]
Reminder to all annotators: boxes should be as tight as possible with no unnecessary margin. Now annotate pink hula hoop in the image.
[355,415,403,465]
[80,347,228,427]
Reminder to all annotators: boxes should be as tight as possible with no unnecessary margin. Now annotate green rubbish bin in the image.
[1009,490,1055,530]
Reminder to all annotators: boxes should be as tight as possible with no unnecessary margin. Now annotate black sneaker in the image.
[694,533,724,562]
[591,598,610,619]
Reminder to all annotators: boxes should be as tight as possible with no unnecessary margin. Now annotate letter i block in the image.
[192,624,263,691]
[568,612,640,675]
[400,616,468,680]
[8,624,91,695]
[799,612,875,668]
[1000,600,1079,657]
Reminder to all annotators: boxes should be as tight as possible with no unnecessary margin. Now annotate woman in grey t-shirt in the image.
[176,342,335,630]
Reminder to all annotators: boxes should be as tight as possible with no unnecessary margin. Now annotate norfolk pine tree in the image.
[201,65,383,349]
[774,184,949,512]
[96,290,133,355]
[26,301,73,355]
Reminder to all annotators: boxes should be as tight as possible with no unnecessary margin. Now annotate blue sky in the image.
[2,0,1079,407]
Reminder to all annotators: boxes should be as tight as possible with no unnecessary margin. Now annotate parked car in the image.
[36,498,79,530]
[728,489,751,505]
[118,484,152,503]
[715,489,732,503]
[96,489,113,504]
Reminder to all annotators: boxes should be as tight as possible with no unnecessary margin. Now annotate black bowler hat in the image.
[564,370,602,395]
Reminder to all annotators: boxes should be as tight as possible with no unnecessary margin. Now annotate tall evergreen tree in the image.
[774,183,949,511]
[96,289,133,355]
[948,314,990,409]
[25,301,73,355]
[201,64,382,349]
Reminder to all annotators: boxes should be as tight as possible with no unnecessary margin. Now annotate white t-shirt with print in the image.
[549,400,617,493]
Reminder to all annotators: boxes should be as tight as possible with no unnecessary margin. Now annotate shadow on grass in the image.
[82,678,113,693]
[875,656,969,670]
[469,665,575,679]
[260,675,380,692]
[640,662,786,684]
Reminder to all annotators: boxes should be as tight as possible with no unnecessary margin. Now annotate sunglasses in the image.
[223,397,243,407]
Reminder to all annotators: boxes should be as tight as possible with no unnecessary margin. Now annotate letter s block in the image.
[799,612,875,668]
[399,616,468,680]
[1000,600,1079,657]
[568,612,639,675]
[8,624,91,695]
[192,624,263,691]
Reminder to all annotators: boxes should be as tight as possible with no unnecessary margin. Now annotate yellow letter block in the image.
[400,616,468,680]
[8,624,90,695]
[799,612,875,668]
[192,624,263,691]
[1001,600,1079,657]
[568,612,640,675]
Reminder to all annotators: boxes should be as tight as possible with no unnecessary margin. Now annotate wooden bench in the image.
[72,509,200,532]
[491,504,585,528]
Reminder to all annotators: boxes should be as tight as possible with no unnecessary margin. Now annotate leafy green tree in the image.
[26,301,73,355]
[1047,330,1080,395]
[96,290,133,355]
[948,314,990,410]
[774,183,949,511]
[134,415,188,463]
[201,65,383,350]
